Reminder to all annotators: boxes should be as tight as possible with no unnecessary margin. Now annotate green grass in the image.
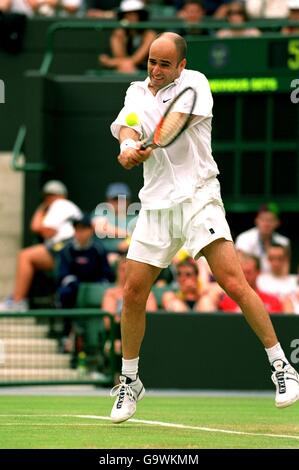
[0,395,298,448]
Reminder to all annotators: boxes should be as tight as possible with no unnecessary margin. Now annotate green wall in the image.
[140,313,299,390]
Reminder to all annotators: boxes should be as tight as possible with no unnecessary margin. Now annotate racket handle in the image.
[139,139,147,150]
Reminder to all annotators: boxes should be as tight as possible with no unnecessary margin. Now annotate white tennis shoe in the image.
[110,375,145,423]
[271,359,299,408]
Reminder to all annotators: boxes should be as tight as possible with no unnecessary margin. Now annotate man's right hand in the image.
[118,146,152,170]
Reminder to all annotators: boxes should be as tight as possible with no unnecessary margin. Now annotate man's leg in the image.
[202,239,299,407]
[110,259,161,423]
[121,260,161,359]
[202,239,277,347]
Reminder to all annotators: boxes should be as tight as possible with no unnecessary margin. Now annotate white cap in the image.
[288,0,299,9]
[119,0,145,13]
[42,180,68,196]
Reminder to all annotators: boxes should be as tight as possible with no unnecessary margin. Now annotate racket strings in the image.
[155,112,189,146]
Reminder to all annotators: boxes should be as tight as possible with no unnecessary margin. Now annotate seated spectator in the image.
[234,203,290,273]
[8,0,58,16]
[176,0,209,36]
[245,0,288,18]
[93,182,137,263]
[99,0,156,73]
[175,0,231,18]
[216,1,261,37]
[0,180,82,312]
[86,0,118,18]
[204,253,284,313]
[284,264,299,313]
[0,0,11,10]
[60,0,83,16]
[56,213,114,309]
[257,244,297,299]
[162,258,210,312]
[282,0,299,34]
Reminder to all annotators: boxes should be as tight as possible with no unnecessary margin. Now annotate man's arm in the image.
[118,126,152,170]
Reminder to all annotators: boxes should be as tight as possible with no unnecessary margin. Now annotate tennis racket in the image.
[140,86,197,150]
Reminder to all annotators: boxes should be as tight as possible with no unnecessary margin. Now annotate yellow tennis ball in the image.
[125,112,139,126]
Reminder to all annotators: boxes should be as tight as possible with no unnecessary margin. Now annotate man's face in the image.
[177,266,198,292]
[290,9,299,21]
[241,259,259,288]
[148,40,186,92]
[74,225,94,245]
[255,211,279,237]
[183,3,204,23]
[267,247,288,275]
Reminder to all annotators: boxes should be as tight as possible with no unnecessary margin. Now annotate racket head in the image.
[153,86,197,148]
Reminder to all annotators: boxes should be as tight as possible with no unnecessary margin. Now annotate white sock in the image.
[265,342,288,365]
[122,357,139,381]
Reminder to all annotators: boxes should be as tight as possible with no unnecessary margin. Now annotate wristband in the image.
[120,138,137,153]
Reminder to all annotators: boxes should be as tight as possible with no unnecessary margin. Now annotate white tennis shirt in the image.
[111,69,219,209]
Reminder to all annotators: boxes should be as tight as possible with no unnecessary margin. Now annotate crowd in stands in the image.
[1,0,298,73]
[0,180,298,318]
[1,0,299,44]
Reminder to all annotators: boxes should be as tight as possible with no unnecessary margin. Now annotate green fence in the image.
[0,309,117,387]
[1,311,299,390]
[140,313,299,390]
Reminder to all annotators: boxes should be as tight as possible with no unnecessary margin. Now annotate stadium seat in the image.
[151,285,174,309]
[76,282,113,308]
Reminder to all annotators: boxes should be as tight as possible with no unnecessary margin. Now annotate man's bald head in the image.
[147,32,187,93]
[152,32,187,64]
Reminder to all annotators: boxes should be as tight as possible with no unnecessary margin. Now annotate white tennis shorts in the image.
[127,178,233,268]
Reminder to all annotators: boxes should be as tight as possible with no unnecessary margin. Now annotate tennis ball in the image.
[125,112,139,126]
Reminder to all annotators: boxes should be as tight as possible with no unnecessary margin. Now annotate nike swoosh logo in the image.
[163,98,171,103]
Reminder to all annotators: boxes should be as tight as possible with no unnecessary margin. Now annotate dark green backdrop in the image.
[141,313,299,389]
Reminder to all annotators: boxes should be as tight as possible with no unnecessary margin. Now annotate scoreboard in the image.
[187,35,299,93]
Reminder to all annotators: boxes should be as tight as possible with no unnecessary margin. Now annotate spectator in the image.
[204,254,284,313]
[60,0,83,16]
[0,0,11,10]
[175,0,231,17]
[93,182,137,263]
[176,0,209,36]
[56,213,114,309]
[162,258,210,312]
[282,0,299,34]
[245,0,288,18]
[234,203,290,273]
[217,1,261,37]
[0,180,82,312]
[8,0,58,16]
[86,0,118,18]
[284,265,299,313]
[99,0,156,73]
[257,244,297,299]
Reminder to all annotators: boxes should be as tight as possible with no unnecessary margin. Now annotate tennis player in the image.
[109,32,299,423]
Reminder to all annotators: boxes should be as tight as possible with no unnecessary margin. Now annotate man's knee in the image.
[123,282,149,307]
[18,246,33,262]
[222,276,247,302]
